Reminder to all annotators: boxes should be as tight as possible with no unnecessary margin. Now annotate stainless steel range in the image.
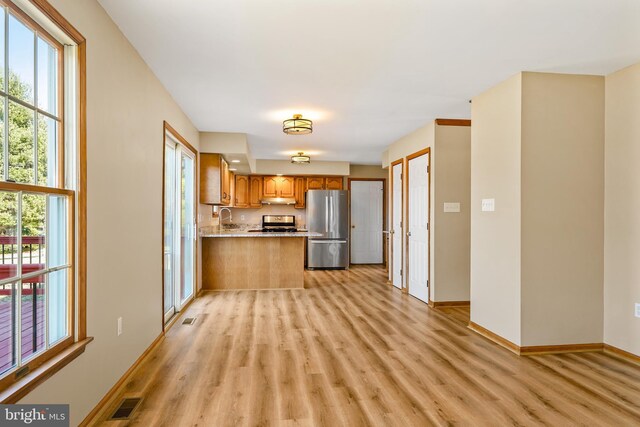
[261,215,297,232]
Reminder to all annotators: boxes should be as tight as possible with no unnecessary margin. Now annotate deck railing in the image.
[0,235,46,373]
[0,235,45,265]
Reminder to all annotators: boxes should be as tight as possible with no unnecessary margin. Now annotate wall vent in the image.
[109,397,142,420]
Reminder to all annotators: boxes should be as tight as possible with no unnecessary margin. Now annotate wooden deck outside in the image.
[0,289,45,373]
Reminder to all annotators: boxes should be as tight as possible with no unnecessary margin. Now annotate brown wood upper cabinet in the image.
[250,176,263,208]
[234,175,264,209]
[263,176,295,198]
[221,161,231,204]
[305,176,344,191]
[326,177,344,190]
[294,177,306,209]
[200,153,232,205]
[306,176,325,190]
[234,175,250,208]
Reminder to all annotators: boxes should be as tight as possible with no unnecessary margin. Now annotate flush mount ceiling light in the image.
[283,114,312,135]
[291,152,311,164]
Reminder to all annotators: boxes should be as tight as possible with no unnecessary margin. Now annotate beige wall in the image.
[19,0,200,425]
[199,132,248,153]
[385,121,471,303]
[199,132,254,174]
[520,72,604,346]
[470,74,522,345]
[433,125,471,302]
[604,62,640,356]
[381,150,390,168]
[471,72,605,347]
[387,121,435,164]
[348,164,388,179]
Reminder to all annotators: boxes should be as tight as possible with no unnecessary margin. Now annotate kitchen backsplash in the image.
[199,204,306,228]
[231,205,306,227]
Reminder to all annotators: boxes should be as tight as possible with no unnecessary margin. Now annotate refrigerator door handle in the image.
[325,196,329,233]
[310,240,347,244]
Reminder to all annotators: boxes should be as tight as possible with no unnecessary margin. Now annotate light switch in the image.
[444,202,460,213]
[481,198,495,212]
[635,303,640,318]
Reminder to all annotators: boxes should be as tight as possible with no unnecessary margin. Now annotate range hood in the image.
[261,197,296,205]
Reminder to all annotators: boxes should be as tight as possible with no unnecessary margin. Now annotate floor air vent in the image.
[109,397,142,420]
[182,317,197,325]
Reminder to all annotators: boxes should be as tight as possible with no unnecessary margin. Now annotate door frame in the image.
[162,121,198,331]
[405,147,431,303]
[348,178,387,267]
[389,158,404,289]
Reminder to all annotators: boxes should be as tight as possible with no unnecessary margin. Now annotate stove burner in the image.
[261,227,298,233]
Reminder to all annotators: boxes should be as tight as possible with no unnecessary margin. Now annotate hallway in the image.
[94,266,640,426]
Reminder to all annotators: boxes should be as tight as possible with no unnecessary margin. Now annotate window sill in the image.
[0,337,94,403]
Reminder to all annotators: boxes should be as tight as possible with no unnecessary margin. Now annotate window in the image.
[0,0,87,399]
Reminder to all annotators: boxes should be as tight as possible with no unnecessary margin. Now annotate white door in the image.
[407,152,430,303]
[392,163,403,289]
[350,180,384,264]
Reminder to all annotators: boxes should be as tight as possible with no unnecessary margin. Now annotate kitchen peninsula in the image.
[200,229,321,290]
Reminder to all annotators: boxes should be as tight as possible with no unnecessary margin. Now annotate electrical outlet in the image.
[117,317,123,336]
[635,303,640,318]
[240,215,245,221]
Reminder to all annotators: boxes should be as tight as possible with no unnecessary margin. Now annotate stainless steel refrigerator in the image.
[306,190,349,269]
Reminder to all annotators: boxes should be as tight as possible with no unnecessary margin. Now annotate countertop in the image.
[200,229,322,238]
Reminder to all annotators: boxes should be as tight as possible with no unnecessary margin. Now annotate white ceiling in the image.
[99,0,640,164]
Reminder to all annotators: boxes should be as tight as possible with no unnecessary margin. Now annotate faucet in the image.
[218,207,232,225]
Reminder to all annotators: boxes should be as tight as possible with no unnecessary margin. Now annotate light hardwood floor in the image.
[92,266,640,426]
